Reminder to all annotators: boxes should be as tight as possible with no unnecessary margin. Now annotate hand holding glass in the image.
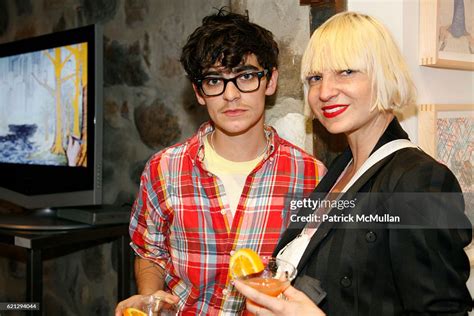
[127,295,176,316]
[231,257,297,311]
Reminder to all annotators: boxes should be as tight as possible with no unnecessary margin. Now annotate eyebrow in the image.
[202,65,260,77]
[232,65,260,73]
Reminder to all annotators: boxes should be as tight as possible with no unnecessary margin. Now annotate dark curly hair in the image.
[180,8,279,81]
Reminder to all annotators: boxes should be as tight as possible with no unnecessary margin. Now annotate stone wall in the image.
[0,0,311,314]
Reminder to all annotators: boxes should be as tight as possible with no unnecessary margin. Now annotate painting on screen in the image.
[0,42,88,167]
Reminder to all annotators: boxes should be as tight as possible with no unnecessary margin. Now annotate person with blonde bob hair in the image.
[235,11,472,316]
[301,11,416,112]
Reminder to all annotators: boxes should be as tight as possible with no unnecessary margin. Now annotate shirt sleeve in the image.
[129,156,172,270]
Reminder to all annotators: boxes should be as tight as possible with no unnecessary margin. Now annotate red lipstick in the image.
[321,104,349,118]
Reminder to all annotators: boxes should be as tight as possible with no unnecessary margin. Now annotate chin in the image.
[219,123,252,136]
[319,121,345,135]
[224,118,262,134]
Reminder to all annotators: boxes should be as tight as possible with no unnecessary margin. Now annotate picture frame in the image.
[300,0,347,38]
[419,104,474,263]
[418,104,473,193]
[419,0,474,71]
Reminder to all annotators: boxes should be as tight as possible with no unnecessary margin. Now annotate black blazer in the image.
[274,118,473,315]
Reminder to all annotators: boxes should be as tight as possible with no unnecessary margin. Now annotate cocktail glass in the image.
[232,257,297,314]
[129,295,176,316]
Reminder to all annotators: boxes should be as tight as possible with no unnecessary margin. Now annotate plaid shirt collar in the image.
[187,121,278,164]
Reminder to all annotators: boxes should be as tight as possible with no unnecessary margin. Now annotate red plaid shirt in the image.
[130,122,326,315]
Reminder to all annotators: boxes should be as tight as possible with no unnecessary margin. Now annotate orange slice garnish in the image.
[123,307,147,316]
[229,248,264,278]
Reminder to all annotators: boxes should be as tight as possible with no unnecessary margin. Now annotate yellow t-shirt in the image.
[203,136,264,218]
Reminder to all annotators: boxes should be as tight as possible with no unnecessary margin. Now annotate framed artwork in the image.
[418,104,473,193]
[419,0,474,71]
[419,104,474,260]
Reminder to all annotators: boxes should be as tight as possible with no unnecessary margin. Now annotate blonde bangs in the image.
[301,14,376,81]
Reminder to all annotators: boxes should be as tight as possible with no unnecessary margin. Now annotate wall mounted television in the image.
[0,24,103,217]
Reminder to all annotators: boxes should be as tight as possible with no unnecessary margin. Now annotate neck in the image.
[210,125,267,162]
[346,112,394,172]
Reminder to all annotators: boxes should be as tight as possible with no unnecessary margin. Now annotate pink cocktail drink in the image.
[242,277,290,304]
[234,257,296,314]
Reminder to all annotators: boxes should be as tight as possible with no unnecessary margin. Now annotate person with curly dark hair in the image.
[115,8,325,315]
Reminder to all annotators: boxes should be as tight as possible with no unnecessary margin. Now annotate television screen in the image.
[0,25,103,209]
[0,42,89,167]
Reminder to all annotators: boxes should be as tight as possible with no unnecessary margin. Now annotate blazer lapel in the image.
[295,154,395,272]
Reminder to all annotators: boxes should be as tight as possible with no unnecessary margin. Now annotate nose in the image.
[318,75,338,102]
[222,80,241,102]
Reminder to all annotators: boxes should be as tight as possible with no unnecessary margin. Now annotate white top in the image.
[203,136,264,217]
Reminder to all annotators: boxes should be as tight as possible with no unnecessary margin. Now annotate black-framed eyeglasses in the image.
[195,69,269,97]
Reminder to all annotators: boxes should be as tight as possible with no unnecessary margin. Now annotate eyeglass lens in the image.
[200,70,267,97]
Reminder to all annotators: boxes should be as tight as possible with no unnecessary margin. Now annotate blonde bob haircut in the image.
[301,12,416,112]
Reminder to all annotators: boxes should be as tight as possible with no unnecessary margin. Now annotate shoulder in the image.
[274,132,325,167]
[390,147,453,177]
[275,135,327,177]
[385,147,461,192]
[145,136,194,174]
[148,141,187,164]
[148,120,214,168]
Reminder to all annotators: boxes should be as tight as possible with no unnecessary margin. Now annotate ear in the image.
[265,68,278,96]
[192,83,206,106]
